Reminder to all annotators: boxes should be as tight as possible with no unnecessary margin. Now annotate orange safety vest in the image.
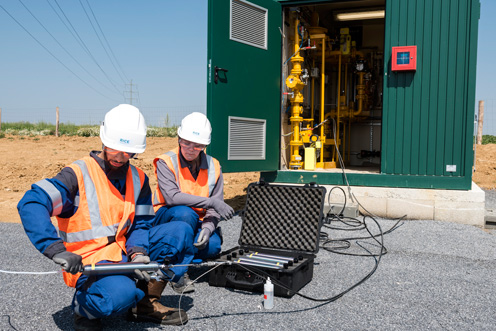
[152,147,221,219]
[56,156,145,287]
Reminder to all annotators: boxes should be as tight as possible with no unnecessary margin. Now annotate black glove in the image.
[193,228,212,250]
[209,199,234,220]
[52,251,83,274]
[131,254,151,282]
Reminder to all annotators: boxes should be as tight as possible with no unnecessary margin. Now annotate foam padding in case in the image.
[239,184,326,253]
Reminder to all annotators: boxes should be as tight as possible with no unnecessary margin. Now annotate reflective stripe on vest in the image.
[129,164,154,217]
[166,151,180,190]
[34,179,63,216]
[130,164,140,204]
[206,155,216,196]
[136,204,154,216]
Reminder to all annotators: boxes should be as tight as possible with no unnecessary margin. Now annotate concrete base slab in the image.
[323,181,485,227]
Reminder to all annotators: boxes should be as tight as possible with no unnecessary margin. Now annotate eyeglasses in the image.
[104,147,135,158]
[179,140,205,151]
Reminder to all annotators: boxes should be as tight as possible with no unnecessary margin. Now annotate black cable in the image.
[326,186,347,217]
[321,215,388,257]
[231,215,384,303]
[1,315,18,331]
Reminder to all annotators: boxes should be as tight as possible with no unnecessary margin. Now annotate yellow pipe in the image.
[354,72,365,116]
[335,53,342,165]
[348,116,351,162]
[344,61,348,109]
[318,37,326,167]
[287,18,305,169]
[310,58,315,124]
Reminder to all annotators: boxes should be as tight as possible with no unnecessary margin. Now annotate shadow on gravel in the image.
[51,295,195,330]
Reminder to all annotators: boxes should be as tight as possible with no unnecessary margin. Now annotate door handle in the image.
[214,66,228,84]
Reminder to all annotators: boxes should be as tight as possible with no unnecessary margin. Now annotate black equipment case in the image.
[208,182,326,297]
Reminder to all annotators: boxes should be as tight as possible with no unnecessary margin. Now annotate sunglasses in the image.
[179,140,205,151]
[104,147,135,158]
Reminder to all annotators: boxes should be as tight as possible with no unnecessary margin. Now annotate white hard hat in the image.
[100,104,147,154]
[177,112,212,145]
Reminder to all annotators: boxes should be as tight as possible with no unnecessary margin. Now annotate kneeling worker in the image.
[152,112,234,293]
[17,105,188,330]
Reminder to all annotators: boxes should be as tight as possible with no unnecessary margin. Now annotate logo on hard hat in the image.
[120,138,130,144]
[192,131,200,136]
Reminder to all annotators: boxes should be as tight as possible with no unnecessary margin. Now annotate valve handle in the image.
[214,66,229,84]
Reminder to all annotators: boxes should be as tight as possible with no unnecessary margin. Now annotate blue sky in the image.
[0,0,495,132]
[475,0,496,134]
[0,0,208,126]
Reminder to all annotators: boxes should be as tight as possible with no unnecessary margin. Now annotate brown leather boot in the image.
[129,279,188,326]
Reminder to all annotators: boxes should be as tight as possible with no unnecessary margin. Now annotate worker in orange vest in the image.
[18,105,188,330]
[152,112,234,293]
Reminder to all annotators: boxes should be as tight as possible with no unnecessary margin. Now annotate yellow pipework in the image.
[318,36,326,168]
[310,58,315,124]
[335,53,342,165]
[354,71,366,116]
[287,18,305,169]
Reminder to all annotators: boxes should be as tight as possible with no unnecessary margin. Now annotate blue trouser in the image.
[150,205,222,280]
[72,256,144,319]
[71,206,221,319]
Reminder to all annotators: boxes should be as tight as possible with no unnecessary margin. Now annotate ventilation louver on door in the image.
[228,116,266,160]
[230,0,268,50]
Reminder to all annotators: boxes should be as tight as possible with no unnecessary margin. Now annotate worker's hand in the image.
[194,228,212,250]
[131,254,151,282]
[52,251,83,274]
[209,199,234,220]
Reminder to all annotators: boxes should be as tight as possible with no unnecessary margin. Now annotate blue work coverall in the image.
[17,151,191,320]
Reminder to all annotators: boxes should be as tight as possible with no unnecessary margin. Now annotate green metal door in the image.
[207,0,282,173]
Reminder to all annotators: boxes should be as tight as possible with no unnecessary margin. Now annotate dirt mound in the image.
[1,135,493,223]
[473,144,496,189]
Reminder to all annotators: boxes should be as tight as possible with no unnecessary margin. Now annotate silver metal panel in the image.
[230,0,268,50]
[228,116,266,160]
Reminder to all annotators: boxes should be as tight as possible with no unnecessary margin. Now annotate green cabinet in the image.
[207,0,480,190]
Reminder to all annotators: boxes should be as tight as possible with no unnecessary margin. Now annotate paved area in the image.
[0,211,495,330]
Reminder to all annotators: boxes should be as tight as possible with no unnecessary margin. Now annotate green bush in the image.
[0,122,177,137]
[76,126,100,137]
[147,126,178,138]
[482,135,496,145]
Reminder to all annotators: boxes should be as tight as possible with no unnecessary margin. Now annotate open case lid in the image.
[238,182,326,254]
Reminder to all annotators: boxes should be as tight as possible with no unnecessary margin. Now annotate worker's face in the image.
[103,147,134,169]
[179,139,205,162]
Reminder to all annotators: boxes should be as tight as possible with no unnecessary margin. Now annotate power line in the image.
[0,3,121,103]
[78,0,127,86]
[83,0,129,84]
[16,0,121,97]
[50,0,123,95]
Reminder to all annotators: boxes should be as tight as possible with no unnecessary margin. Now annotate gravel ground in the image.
[1,212,495,331]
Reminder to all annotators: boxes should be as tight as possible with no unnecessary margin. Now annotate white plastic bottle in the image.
[264,277,274,309]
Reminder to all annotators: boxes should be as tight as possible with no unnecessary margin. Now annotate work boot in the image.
[170,273,195,294]
[74,313,102,331]
[129,279,188,326]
